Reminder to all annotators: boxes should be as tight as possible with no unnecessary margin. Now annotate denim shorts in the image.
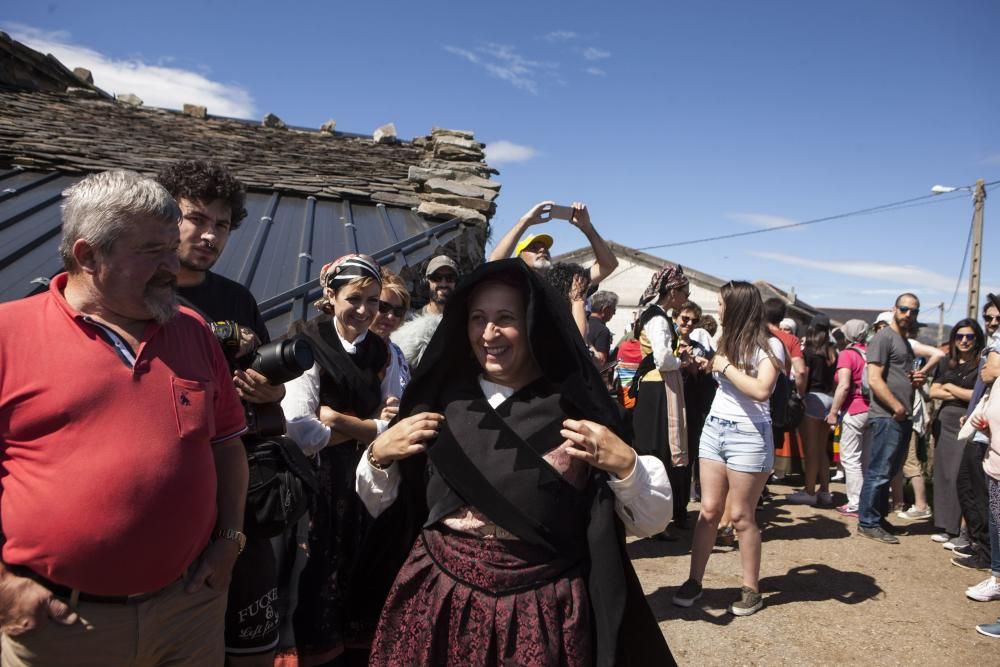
[699,415,774,473]
[803,391,833,420]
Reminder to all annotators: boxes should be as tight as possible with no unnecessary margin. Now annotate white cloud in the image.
[544,30,578,42]
[582,47,611,61]
[4,23,256,118]
[751,250,960,292]
[485,140,538,164]
[585,67,606,77]
[443,42,557,95]
[728,212,799,230]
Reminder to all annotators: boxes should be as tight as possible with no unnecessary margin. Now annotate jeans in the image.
[858,417,912,529]
[989,477,1000,577]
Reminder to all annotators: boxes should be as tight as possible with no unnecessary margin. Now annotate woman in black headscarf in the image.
[631,265,692,534]
[280,253,391,664]
[352,259,675,667]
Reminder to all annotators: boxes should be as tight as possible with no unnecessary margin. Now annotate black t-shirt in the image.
[177,271,270,345]
[586,315,612,356]
[934,358,979,411]
[805,348,835,393]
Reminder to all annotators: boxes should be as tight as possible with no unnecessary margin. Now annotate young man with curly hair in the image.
[157,160,284,666]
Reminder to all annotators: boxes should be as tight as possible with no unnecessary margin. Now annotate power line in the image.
[946,208,976,313]
[637,179,1000,252]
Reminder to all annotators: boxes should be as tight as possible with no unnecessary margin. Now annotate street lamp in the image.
[933,180,987,319]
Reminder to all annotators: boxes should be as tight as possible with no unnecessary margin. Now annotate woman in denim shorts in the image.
[672,281,783,617]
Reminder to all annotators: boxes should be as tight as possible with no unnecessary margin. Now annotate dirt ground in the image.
[630,477,997,666]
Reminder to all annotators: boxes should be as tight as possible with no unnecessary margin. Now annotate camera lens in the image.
[251,338,314,385]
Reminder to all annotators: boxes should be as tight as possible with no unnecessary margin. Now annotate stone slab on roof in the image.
[0,33,500,223]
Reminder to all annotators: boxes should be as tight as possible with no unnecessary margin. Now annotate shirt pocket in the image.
[171,377,216,441]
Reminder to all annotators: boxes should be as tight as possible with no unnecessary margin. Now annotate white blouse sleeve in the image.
[606,454,673,537]
[645,315,680,372]
[280,362,331,456]
[355,450,402,518]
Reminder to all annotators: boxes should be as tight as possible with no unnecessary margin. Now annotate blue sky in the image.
[4,1,999,319]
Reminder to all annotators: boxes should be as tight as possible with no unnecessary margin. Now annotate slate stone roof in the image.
[0,89,498,216]
[0,32,500,226]
[0,33,497,337]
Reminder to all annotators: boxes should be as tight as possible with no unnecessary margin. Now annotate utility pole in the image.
[938,302,945,345]
[967,178,987,319]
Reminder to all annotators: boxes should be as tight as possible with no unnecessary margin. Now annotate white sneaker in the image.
[967,577,1000,602]
[944,535,971,551]
[786,490,818,505]
[931,533,952,543]
[831,470,845,482]
[897,505,933,520]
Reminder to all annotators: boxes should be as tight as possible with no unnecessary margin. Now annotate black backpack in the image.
[770,371,804,430]
[243,435,319,538]
[768,336,804,429]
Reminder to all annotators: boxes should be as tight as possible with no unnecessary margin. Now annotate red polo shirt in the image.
[0,274,246,595]
[768,324,803,368]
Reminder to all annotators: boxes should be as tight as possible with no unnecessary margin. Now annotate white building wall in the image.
[586,254,721,349]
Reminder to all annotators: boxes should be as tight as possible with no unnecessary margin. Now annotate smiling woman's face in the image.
[329,279,381,342]
[466,281,539,389]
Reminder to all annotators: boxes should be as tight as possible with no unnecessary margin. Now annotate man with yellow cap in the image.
[488,201,618,286]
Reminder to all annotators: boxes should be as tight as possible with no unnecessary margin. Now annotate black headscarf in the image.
[351,259,673,666]
[400,258,618,429]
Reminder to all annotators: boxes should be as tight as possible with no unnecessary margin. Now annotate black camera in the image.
[209,321,314,437]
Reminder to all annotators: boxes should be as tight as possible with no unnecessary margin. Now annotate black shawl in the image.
[292,316,387,419]
[351,259,673,666]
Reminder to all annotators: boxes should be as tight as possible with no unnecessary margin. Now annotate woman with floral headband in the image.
[280,253,392,664]
[631,264,691,536]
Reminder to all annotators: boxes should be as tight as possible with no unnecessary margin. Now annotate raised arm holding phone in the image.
[488,200,619,286]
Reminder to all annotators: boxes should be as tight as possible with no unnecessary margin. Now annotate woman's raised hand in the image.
[370,412,445,466]
[561,419,637,480]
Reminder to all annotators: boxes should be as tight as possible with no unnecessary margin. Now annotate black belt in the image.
[9,565,177,605]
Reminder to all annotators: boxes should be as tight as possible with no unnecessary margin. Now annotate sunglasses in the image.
[985,315,1000,323]
[428,272,457,283]
[378,301,406,318]
[678,315,699,325]
[955,333,976,342]
[897,305,919,315]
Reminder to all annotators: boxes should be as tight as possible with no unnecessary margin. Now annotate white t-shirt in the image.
[708,337,785,423]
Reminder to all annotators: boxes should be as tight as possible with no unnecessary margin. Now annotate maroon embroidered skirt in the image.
[369,527,592,667]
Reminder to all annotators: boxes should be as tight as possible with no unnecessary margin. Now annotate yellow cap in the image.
[514,233,554,256]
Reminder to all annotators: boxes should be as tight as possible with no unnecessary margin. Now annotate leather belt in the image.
[9,565,177,605]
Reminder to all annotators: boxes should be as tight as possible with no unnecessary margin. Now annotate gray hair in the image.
[60,169,180,271]
[590,290,619,312]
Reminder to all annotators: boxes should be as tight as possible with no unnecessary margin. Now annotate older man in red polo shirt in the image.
[0,170,249,666]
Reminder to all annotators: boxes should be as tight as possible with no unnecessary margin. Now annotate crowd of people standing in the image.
[1,162,999,667]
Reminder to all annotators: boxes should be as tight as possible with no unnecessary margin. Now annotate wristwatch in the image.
[213,528,247,554]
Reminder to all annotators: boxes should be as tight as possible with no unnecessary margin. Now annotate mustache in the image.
[148,273,178,290]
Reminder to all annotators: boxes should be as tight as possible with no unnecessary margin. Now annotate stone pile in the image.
[408,128,501,227]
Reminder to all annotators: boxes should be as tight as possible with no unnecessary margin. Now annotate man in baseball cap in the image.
[423,255,459,316]
[513,233,554,272]
[489,201,618,286]
[392,254,460,367]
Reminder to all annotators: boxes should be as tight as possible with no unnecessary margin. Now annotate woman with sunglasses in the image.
[929,319,985,544]
[673,281,783,617]
[371,269,412,418]
[280,253,394,663]
[632,265,692,534]
[674,301,717,509]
